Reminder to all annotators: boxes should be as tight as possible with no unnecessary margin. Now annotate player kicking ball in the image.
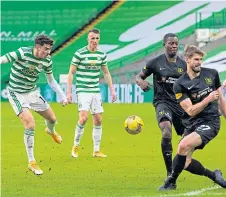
[0,34,67,175]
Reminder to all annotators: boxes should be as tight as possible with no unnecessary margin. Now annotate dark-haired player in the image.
[0,34,67,175]
[136,33,187,176]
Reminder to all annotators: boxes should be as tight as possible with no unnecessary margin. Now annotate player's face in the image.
[187,53,203,73]
[36,44,52,58]
[88,32,100,50]
[164,37,178,58]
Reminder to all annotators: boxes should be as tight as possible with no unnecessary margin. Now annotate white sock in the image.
[24,129,35,162]
[45,119,56,134]
[74,122,85,146]
[93,125,102,152]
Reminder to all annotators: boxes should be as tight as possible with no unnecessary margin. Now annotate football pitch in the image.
[1,102,226,197]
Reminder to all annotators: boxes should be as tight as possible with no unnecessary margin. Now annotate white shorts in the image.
[77,93,104,114]
[7,88,50,116]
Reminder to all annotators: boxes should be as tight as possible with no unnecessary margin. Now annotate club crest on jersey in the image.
[205,77,212,85]
[97,57,101,61]
[29,65,35,71]
[90,60,96,66]
[177,68,184,74]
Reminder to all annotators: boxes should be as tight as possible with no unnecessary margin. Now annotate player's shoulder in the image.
[19,46,33,54]
[154,54,165,62]
[76,46,88,54]
[96,48,106,56]
[146,54,164,65]
[177,56,186,64]
[202,67,218,74]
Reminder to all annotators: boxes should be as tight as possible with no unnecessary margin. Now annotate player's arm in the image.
[0,55,10,64]
[0,48,22,64]
[101,65,116,102]
[217,87,226,118]
[45,73,67,106]
[174,81,219,117]
[223,80,226,88]
[214,71,226,118]
[67,64,77,103]
[135,60,153,92]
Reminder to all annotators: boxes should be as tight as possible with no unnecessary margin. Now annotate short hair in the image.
[35,34,54,46]
[163,33,178,43]
[88,28,100,34]
[184,45,206,58]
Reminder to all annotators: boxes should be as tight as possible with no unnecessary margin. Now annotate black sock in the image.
[185,159,215,181]
[204,168,216,181]
[171,154,186,183]
[161,138,173,175]
[185,159,205,175]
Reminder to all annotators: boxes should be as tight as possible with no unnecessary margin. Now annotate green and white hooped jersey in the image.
[6,46,52,93]
[71,46,107,94]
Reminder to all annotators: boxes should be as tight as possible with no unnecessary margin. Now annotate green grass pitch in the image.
[1,102,226,197]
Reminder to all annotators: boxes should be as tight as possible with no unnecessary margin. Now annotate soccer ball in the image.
[124,115,144,135]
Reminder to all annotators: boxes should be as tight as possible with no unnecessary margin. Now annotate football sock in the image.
[24,129,35,162]
[185,159,205,175]
[45,119,56,134]
[161,137,173,175]
[204,168,216,181]
[93,125,102,152]
[185,159,216,181]
[74,122,85,146]
[171,154,186,183]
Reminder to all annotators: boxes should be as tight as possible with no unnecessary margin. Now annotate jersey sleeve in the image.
[101,53,107,66]
[214,70,221,89]
[71,51,81,66]
[173,81,189,103]
[43,60,53,74]
[5,48,23,62]
[141,59,155,78]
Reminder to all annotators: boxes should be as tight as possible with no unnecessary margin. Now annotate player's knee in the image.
[159,121,172,138]
[178,140,191,154]
[79,114,88,125]
[24,117,35,130]
[47,115,57,124]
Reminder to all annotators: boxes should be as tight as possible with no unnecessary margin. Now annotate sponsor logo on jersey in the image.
[176,93,182,99]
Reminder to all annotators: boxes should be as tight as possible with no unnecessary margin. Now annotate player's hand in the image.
[67,92,72,104]
[207,91,219,103]
[138,80,152,92]
[110,88,117,103]
[60,95,67,106]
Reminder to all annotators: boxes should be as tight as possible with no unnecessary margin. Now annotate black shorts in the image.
[183,118,220,149]
[155,102,186,136]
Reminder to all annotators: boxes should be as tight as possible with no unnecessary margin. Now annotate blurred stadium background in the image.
[1,0,226,103]
[1,1,226,197]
